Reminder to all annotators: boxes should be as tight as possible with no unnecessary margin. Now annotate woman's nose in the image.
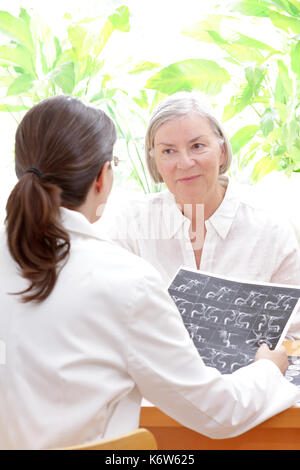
[177,150,196,169]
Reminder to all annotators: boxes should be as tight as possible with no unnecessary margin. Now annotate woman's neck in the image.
[177,182,227,225]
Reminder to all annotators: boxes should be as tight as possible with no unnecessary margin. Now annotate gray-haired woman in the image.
[100,91,300,339]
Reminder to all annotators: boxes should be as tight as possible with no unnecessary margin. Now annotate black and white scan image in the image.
[168,268,300,375]
[286,357,300,387]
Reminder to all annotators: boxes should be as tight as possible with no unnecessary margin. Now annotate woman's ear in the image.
[95,161,111,193]
[219,143,227,169]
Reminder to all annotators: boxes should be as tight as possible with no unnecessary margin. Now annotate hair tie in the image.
[25,167,42,178]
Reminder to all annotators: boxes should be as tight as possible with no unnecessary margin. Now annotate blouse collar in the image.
[161,177,240,240]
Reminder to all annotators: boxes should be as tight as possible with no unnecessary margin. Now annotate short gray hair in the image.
[145,91,232,183]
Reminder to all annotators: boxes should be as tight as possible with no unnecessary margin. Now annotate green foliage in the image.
[172,0,300,182]
[146,59,230,96]
[0,5,160,193]
[1,1,300,190]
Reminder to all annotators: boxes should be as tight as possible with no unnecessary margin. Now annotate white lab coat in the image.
[0,207,299,450]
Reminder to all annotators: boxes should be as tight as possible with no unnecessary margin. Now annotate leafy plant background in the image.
[0,0,300,226]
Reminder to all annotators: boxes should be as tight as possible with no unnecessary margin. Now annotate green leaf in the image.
[39,40,48,75]
[0,45,35,76]
[133,90,149,109]
[291,41,300,76]
[68,24,87,59]
[245,66,265,88]
[129,61,160,74]
[286,0,300,15]
[108,6,130,32]
[268,0,300,16]
[230,125,260,154]
[0,10,34,51]
[276,60,293,100]
[260,108,276,136]
[0,75,13,87]
[94,19,114,57]
[221,42,265,64]
[206,30,227,45]
[0,104,29,112]
[51,36,63,69]
[251,156,277,182]
[228,0,271,17]
[231,33,279,53]
[6,73,34,95]
[19,7,31,25]
[269,11,300,33]
[182,15,224,43]
[50,61,75,94]
[223,67,265,120]
[145,59,230,96]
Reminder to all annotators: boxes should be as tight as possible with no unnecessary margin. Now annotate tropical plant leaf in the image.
[277,60,293,98]
[6,73,34,95]
[223,66,266,120]
[231,33,279,53]
[0,104,29,112]
[108,5,130,32]
[230,125,260,154]
[251,156,277,182]
[269,11,300,33]
[50,61,75,94]
[0,10,34,51]
[228,0,271,17]
[260,108,276,136]
[129,61,160,74]
[182,15,224,43]
[68,24,89,59]
[145,59,230,95]
[268,0,300,16]
[132,90,150,109]
[220,42,265,64]
[286,0,300,15]
[39,40,49,75]
[291,41,300,76]
[94,19,114,57]
[0,45,35,76]
[0,75,12,87]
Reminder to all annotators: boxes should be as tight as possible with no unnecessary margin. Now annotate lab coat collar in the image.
[161,177,240,241]
[60,207,109,242]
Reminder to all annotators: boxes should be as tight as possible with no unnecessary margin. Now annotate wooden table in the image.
[139,341,300,450]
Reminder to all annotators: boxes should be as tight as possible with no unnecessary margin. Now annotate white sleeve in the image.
[270,223,300,340]
[125,268,300,439]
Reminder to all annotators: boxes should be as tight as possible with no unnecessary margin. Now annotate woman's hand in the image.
[254,343,289,375]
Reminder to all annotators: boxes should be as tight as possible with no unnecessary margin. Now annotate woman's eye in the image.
[163,148,175,155]
[192,143,204,151]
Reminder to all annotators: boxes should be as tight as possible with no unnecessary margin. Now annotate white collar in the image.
[60,207,109,242]
[159,177,240,240]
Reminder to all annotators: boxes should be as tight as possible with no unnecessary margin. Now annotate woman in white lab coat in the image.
[0,95,298,450]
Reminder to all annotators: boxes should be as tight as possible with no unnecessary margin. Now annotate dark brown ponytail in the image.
[5,95,116,303]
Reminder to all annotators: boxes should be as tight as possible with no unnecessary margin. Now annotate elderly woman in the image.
[100,91,300,338]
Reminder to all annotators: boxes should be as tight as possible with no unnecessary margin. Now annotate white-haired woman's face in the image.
[153,114,225,205]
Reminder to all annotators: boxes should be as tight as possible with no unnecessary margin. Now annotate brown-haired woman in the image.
[0,95,299,450]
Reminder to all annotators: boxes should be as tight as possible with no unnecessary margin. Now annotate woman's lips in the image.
[177,174,201,182]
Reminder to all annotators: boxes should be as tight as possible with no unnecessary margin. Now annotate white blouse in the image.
[0,208,299,450]
[99,178,300,338]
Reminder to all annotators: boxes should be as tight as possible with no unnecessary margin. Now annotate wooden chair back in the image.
[58,428,157,450]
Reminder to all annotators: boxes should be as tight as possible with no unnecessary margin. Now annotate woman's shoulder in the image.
[69,233,163,283]
[230,181,297,239]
